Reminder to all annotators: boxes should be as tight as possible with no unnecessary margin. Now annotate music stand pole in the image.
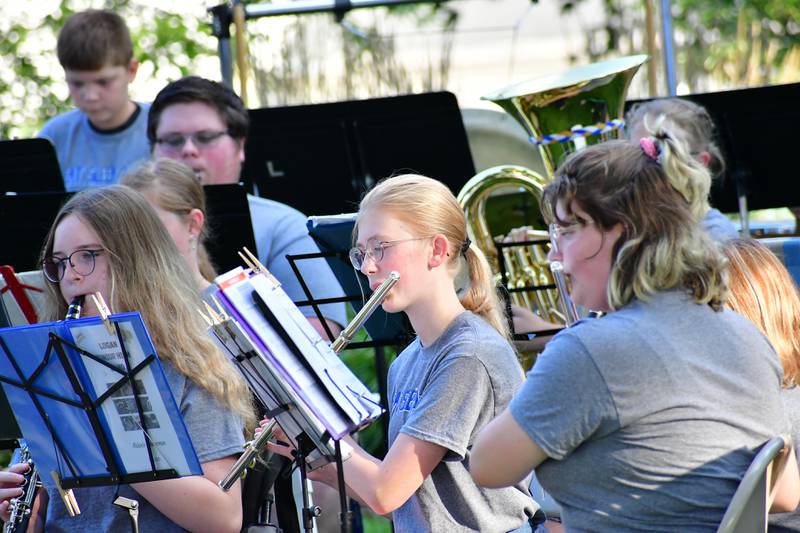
[296,434,321,533]
[334,440,353,533]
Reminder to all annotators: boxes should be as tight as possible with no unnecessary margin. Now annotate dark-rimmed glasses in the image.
[42,249,104,283]
[349,238,428,270]
[155,130,229,153]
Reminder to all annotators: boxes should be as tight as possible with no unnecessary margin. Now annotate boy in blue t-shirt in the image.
[39,9,150,192]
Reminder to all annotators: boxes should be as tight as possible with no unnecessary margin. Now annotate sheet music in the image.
[249,274,384,425]
[208,319,334,468]
[215,267,383,439]
[68,321,194,476]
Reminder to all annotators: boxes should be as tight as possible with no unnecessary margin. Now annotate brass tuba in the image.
[459,55,648,326]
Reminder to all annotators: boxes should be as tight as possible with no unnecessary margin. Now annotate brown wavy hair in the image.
[542,140,728,311]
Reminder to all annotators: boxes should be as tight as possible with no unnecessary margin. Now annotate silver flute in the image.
[218,272,400,492]
[330,271,400,353]
[4,444,40,533]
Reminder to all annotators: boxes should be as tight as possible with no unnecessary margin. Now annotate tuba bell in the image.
[459,55,648,327]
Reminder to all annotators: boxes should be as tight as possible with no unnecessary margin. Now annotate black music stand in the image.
[0,138,64,194]
[626,82,800,223]
[203,184,258,273]
[0,313,201,523]
[0,191,72,271]
[242,92,476,216]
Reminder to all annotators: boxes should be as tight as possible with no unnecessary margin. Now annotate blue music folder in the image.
[0,312,202,490]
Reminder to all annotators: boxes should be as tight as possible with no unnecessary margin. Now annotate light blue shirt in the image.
[248,194,347,328]
[39,103,151,192]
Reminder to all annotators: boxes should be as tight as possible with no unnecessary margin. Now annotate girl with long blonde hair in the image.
[471,140,798,531]
[268,174,538,532]
[4,185,254,532]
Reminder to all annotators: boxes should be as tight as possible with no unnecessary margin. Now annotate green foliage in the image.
[0,0,216,138]
[559,0,800,91]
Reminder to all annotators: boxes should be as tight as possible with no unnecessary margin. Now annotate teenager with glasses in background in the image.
[265,174,542,532]
[147,76,346,340]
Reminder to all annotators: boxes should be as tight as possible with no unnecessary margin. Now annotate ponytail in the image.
[459,244,511,341]
[641,117,712,222]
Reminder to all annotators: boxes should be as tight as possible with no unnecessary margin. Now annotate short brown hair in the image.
[57,9,133,70]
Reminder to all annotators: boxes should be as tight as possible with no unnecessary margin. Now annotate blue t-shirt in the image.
[39,103,151,192]
[248,194,347,329]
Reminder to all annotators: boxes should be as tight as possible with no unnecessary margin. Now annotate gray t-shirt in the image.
[702,207,739,242]
[247,195,347,329]
[39,103,151,192]
[44,361,245,532]
[769,386,800,532]
[511,290,787,533]
[388,311,537,533]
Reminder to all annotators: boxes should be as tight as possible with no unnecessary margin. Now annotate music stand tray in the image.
[0,138,64,194]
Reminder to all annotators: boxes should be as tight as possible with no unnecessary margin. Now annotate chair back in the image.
[717,435,792,533]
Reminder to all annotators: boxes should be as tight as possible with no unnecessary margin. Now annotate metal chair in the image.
[717,435,792,533]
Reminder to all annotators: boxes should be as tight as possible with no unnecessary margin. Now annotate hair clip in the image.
[460,237,472,256]
[639,137,660,162]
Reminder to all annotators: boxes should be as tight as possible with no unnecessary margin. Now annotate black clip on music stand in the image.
[0,314,201,532]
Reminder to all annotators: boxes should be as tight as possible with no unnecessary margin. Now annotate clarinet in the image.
[4,442,40,533]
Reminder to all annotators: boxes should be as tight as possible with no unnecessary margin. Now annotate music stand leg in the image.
[295,445,320,533]
[334,440,353,533]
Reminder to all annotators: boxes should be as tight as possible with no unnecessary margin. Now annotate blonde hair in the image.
[542,140,728,311]
[627,100,722,222]
[356,174,510,339]
[121,158,217,282]
[723,239,800,386]
[40,186,255,429]
[626,98,726,177]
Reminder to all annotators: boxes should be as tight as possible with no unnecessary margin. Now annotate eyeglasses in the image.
[155,130,229,152]
[349,237,428,270]
[548,221,594,253]
[42,249,104,283]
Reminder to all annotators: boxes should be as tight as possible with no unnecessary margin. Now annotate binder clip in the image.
[90,292,115,335]
[238,247,280,286]
[50,471,80,517]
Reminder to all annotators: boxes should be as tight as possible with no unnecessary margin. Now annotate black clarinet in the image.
[65,296,84,321]
[3,442,40,533]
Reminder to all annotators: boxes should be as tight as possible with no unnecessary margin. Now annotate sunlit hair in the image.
[39,186,255,429]
[57,9,133,70]
[121,158,217,282]
[626,100,721,222]
[627,97,725,177]
[723,239,800,386]
[542,140,728,311]
[355,174,510,340]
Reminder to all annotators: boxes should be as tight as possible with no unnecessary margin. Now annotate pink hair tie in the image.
[639,137,659,162]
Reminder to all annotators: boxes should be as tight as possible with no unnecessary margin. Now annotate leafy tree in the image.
[559,0,799,93]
